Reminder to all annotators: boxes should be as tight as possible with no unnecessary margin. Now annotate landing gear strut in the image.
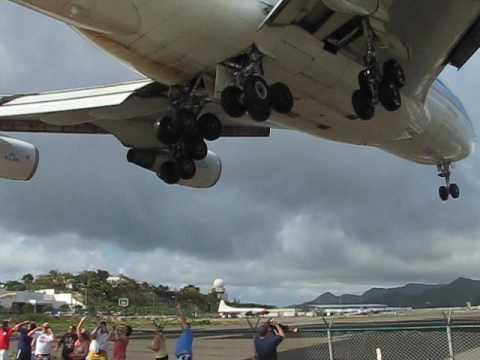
[220,48,294,122]
[352,19,405,120]
[154,77,223,185]
[437,164,460,201]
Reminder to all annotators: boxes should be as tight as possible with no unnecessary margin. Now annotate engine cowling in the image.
[0,136,39,181]
[322,0,379,15]
[127,149,222,189]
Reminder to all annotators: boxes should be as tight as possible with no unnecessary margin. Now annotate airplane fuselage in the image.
[10,0,476,166]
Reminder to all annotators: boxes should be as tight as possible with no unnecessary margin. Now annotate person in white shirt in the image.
[89,321,110,360]
[29,323,55,360]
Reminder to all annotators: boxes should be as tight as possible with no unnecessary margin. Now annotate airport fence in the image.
[290,314,480,360]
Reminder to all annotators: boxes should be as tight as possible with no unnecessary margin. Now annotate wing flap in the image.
[0,80,153,117]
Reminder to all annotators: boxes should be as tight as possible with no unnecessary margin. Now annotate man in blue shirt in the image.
[175,304,193,360]
[254,321,285,360]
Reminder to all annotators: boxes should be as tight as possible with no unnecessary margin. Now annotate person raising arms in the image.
[56,325,78,360]
[0,319,29,360]
[175,304,194,360]
[71,317,90,360]
[110,324,132,360]
[149,320,169,360]
[29,323,55,360]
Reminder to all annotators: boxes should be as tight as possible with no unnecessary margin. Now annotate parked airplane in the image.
[218,300,269,318]
[0,0,479,200]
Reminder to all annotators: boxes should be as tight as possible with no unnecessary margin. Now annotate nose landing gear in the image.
[352,19,405,120]
[220,48,294,122]
[438,164,461,201]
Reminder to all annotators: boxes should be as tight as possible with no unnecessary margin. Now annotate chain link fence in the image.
[293,319,480,360]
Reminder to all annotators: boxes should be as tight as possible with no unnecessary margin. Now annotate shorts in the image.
[0,349,8,360]
[176,355,191,360]
[16,349,32,360]
[155,357,168,360]
[88,351,108,360]
[34,355,51,360]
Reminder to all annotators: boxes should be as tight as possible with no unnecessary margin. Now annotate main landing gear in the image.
[437,164,460,201]
[154,79,223,185]
[220,49,294,122]
[352,19,406,120]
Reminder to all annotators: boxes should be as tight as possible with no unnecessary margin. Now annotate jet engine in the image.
[321,0,379,15]
[127,149,222,189]
[0,136,39,181]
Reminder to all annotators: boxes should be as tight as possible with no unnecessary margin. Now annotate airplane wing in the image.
[0,79,270,148]
[263,0,480,101]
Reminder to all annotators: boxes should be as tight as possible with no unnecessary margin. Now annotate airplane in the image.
[0,0,478,201]
[218,300,269,318]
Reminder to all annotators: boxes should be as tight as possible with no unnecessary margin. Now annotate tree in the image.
[22,274,34,290]
[5,281,26,291]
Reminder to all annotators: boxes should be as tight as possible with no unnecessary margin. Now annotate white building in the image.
[0,289,85,310]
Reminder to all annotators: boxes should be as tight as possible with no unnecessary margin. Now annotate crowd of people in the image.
[0,304,194,360]
[0,305,291,360]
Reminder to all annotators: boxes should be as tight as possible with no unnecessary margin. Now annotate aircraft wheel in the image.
[187,138,208,160]
[246,101,271,122]
[269,82,294,114]
[358,70,374,99]
[384,59,406,89]
[352,89,375,120]
[439,186,450,201]
[178,158,196,180]
[158,161,180,185]
[244,75,271,109]
[178,109,197,137]
[154,115,183,145]
[449,183,460,199]
[221,86,246,118]
[198,113,223,141]
[379,81,402,112]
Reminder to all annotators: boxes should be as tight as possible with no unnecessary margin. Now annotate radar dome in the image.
[213,278,225,289]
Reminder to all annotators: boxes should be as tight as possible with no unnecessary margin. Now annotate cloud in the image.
[0,2,480,305]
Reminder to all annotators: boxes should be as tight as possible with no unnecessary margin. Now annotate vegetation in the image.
[2,270,220,315]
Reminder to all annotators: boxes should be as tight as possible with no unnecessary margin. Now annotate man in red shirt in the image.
[0,320,28,360]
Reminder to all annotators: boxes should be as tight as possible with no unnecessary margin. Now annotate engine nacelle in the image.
[0,136,39,181]
[127,149,222,189]
[322,0,379,15]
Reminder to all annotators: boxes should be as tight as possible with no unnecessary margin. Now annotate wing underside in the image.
[0,80,270,147]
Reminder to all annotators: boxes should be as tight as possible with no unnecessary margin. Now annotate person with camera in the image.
[254,320,285,360]
[29,323,55,360]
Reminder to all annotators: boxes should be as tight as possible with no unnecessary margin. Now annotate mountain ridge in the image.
[304,278,480,308]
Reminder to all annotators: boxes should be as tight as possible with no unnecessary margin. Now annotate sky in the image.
[1,2,480,306]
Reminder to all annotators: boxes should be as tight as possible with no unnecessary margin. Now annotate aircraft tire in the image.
[244,75,271,109]
[221,86,246,118]
[187,137,208,160]
[269,82,294,114]
[352,89,375,120]
[198,113,223,141]
[154,115,183,145]
[439,186,450,201]
[358,70,374,99]
[158,161,181,185]
[449,183,460,199]
[379,81,402,112]
[178,158,196,180]
[384,59,406,89]
[246,100,271,122]
[178,109,197,138]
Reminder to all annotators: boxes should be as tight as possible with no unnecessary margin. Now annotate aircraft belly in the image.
[126,0,265,77]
